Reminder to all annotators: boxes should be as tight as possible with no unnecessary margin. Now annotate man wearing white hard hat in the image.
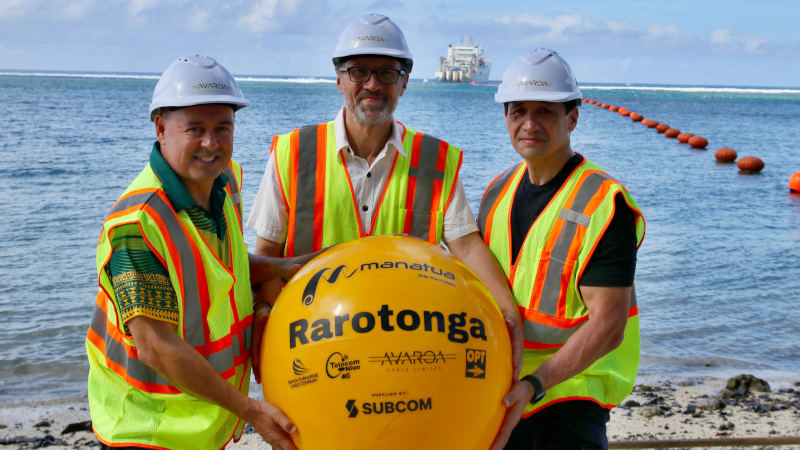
[248,13,523,377]
[86,55,304,450]
[479,49,645,449]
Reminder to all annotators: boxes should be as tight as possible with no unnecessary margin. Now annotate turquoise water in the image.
[1,72,799,404]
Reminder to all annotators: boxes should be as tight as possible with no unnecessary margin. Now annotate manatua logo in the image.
[345,397,432,418]
[290,304,487,349]
[326,352,361,379]
[301,261,457,306]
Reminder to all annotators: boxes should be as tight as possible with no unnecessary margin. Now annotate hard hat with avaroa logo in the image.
[495,48,582,104]
[332,13,413,68]
[148,55,250,121]
[261,235,512,450]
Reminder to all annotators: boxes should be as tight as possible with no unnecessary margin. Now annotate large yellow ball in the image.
[261,235,511,450]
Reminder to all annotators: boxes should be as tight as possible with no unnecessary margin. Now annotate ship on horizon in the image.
[434,35,491,83]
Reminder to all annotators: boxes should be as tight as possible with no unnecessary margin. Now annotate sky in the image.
[1,0,799,87]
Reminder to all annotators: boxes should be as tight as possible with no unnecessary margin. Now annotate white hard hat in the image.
[495,48,581,104]
[149,55,250,121]
[332,13,413,68]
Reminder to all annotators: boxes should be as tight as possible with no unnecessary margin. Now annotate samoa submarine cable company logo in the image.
[292,358,310,376]
[301,265,356,306]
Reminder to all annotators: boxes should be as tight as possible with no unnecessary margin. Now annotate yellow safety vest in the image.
[271,121,462,255]
[86,161,252,449]
[478,156,645,415]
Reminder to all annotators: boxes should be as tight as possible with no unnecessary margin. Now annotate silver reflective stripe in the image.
[294,125,318,254]
[537,172,610,317]
[90,306,170,385]
[477,165,520,236]
[408,134,445,240]
[523,316,585,345]
[558,209,591,227]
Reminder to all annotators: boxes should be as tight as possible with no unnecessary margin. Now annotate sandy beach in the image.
[2,375,798,449]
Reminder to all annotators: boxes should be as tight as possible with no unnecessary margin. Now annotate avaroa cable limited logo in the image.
[368,350,455,372]
[301,261,458,306]
[326,352,361,379]
[345,397,432,418]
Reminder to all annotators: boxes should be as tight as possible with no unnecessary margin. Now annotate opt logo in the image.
[345,399,358,418]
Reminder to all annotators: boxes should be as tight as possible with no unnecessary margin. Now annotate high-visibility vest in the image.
[271,121,462,256]
[478,156,645,416]
[86,161,253,449]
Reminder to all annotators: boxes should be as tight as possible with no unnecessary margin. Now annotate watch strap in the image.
[522,374,546,405]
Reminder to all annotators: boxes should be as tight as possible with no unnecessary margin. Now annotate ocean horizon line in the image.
[2,69,800,94]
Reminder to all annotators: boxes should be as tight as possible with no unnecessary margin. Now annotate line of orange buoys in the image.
[582,98,799,194]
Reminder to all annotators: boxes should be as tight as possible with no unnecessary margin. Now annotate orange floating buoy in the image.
[665,128,680,138]
[677,132,694,143]
[641,118,652,125]
[737,156,764,172]
[600,103,609,109]
[790,171,800,193]
[714,147,737,161]
[656,123,670,133]
[609,105,619,112]
[618,108,630,117]
[688,136,708,149]
[630,112,643,122]
[646,120,659,128]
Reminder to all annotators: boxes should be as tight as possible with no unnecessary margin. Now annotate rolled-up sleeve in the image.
[246,155,288,244]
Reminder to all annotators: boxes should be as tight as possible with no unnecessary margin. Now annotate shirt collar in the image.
[149,141,229,213]
[333,107,407,158]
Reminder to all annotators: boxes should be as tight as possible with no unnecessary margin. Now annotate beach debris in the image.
[737,156,765,173]
[0,434,68,447]
[715,147,738,162]
[61,420,92,434]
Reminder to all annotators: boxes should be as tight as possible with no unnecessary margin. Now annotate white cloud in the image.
[710,28,767,54]
[128,0,160,17]
[186,10,210,31]
[0,0,32,22]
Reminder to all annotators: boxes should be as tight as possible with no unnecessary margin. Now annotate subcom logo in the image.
[345,399,358,418]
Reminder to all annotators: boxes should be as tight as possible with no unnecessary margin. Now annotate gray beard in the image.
[349,101,393,126]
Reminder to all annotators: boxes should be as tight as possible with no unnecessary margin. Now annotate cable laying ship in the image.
[434,35,492,83]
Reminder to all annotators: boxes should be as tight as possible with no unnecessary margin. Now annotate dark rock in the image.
[726,374,771,394]
[677,380,697,387]
[61,420,92,434]
[639,406,661,418]
[645,396,664,406]
[638,384,653,392]
[685,404,697,414]
[244,423,257,434]
[33,420,52,429]
[622,400,640,408]
[718,421,735,431]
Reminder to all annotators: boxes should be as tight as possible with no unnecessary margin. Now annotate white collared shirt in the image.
[247,107,477,245]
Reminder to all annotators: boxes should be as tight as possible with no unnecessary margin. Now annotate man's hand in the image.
[490,379,534,450]
[251,302,271,383]
[241,398,298,450]
[504,312,524,379]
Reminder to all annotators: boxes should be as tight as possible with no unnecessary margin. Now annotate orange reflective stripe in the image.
[403,133,422,234]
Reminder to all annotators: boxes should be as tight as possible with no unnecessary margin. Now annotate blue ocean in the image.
[1,72,798,405]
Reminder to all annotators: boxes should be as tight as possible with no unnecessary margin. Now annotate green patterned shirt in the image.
[108,143,231,331]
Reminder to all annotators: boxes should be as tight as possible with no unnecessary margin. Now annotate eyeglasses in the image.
[338,67,406,84]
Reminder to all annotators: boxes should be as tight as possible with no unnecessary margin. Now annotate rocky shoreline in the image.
[1,375,798,449]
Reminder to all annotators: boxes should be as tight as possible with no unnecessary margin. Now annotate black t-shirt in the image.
[510,153,637,287]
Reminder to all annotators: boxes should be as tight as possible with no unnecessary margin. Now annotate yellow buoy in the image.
[261,235,512,450]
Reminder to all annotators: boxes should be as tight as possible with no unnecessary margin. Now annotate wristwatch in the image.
[522,375,546,405]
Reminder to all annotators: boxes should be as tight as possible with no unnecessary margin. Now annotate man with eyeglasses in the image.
[247,12,523,416]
